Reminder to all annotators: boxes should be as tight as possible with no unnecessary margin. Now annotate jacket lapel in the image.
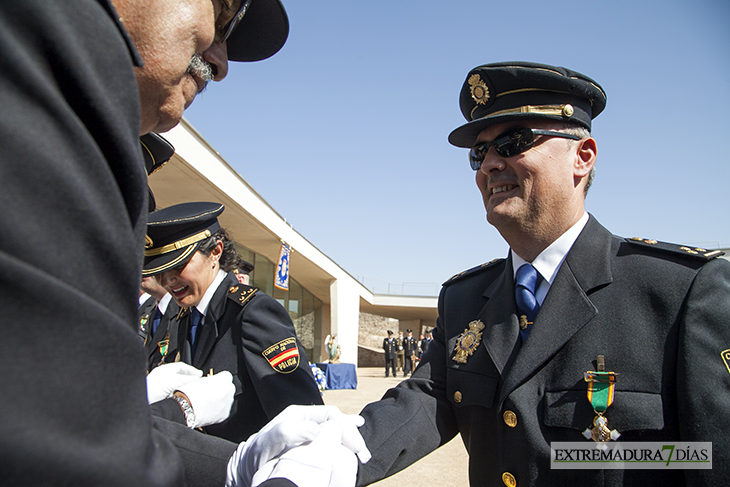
[478,259,521,376]
[498,215,614,404]
[192,273,236,367]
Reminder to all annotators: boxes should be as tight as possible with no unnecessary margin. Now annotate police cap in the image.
[448,61,606,148]
[227,0,289,62]
[140,133,175,212]
[143,202,224,276]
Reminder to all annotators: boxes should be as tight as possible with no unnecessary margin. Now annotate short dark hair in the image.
[198,228,245,273]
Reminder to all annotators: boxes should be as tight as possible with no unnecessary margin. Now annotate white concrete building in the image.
[150,119,438,366]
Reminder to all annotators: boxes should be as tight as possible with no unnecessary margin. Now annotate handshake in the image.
[147,363,371,487]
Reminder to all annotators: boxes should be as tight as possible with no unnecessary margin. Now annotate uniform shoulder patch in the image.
[262,338,300,374]
[226,284,259,307]
[625,237,724,261]
[443,258,504,286]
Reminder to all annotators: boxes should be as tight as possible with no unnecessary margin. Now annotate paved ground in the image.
[321,367,469,486]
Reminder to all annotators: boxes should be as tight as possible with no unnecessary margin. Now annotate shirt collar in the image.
[157,293,173,314]
[139,292,151,307]
[512,212,588,284]
[195,269,228,317]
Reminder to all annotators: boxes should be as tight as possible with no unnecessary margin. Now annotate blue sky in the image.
[181,0,730,296]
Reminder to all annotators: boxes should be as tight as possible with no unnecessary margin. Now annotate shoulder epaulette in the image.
[443,258,504,286]
[226,284,259,306]
[626,237,724,261]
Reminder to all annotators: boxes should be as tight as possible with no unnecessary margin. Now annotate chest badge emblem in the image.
[452,320,485,364]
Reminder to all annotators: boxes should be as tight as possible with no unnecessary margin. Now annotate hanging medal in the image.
[582,355,621,442]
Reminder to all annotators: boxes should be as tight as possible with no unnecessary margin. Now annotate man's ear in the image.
[574,136,597,179]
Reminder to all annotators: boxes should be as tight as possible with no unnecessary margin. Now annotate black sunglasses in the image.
[220,0,253,44]
[469,128,582,171]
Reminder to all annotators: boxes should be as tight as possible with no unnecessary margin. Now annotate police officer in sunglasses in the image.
[354,62,730,486]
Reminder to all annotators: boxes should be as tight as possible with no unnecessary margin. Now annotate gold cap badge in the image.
[145,235,153,249]
[468,74,490,105]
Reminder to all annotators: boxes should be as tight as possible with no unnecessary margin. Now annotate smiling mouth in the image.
[491,184,517,195]
[170,285,188,297]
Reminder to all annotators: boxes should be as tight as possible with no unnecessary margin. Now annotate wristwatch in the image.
[172,392,196,428]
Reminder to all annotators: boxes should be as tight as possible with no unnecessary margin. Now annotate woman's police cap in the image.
[143,202,224,276]
[448,62,607,148]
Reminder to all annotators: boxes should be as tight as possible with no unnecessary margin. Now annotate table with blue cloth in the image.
[315,363,357,390]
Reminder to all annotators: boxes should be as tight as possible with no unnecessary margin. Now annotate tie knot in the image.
[190,307,201,327]
[516,264,539,294]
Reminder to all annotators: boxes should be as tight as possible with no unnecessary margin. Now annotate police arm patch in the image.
[263,338,300,374]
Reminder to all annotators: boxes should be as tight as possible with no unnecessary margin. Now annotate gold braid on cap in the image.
[144,230,212,257]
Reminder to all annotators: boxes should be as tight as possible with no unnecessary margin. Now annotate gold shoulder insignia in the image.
[226,284,259,307]
[443,259,504,286]
[626,237,724,261]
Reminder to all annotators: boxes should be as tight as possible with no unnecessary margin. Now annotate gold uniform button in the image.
[502,472,516,487]
[503,410,517,428]
[454,391,462,403]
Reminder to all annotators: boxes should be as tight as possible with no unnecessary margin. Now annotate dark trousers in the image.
[385,357,396,377]
[404,355,413,375]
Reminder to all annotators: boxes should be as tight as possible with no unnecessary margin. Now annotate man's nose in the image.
[479,151,507,175]
[157,271,173,287]
[203,40,229,81]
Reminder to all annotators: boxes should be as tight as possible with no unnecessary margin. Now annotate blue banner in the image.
[274,242,291,290]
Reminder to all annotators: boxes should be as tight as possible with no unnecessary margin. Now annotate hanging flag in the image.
[274,242,291,290]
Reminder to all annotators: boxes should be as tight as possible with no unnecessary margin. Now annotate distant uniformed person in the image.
[419,330,432,356]
[383,330,397,377]
[354,62,730,486]
[143,201,323,443]
[396,330,405,373]
[402,329,417,376]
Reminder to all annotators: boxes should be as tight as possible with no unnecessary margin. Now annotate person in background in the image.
[353,61,730,486]
[144,201,324,443]
[402,329,417,377]
[396,331,405,373]
[234,259,255,284]
[419,330,432,357]
[383,330,397,378]
[416,334,425,359]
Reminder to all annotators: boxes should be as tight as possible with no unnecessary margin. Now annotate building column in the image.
[329,278,360,366]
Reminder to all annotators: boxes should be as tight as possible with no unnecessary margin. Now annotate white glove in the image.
[251,421,358,487]
[176,371,235,428]
[146,362,203,404]
[226,405,371,487]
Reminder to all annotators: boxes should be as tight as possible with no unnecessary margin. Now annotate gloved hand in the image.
[176,370,235,428]
[146,362,203,404]
[251,421,358,487]
[225,405,371,487]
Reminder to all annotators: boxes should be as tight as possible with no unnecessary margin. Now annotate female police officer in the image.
[143,201,322,443]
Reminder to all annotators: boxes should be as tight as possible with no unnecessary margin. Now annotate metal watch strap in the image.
[172,393,196,428]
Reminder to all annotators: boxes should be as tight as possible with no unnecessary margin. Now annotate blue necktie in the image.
[189,308,202,358]
[151,307,162,335]
[515,264,542,342]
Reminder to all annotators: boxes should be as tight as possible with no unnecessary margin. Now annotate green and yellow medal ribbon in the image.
[584,371,617,413]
